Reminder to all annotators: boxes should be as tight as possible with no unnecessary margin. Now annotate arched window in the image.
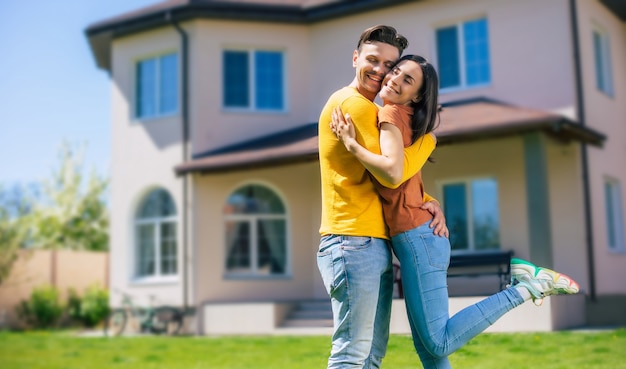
[135,188,177,279]
[224,184,287,276]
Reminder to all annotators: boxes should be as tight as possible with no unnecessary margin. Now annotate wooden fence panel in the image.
[0,249,108,329]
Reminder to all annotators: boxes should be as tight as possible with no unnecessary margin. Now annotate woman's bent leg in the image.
[392,223,525,362]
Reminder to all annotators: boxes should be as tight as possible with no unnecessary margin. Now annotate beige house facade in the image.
[86,0,626,335]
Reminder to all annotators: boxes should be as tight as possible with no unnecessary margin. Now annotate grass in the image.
[1,329,625,368]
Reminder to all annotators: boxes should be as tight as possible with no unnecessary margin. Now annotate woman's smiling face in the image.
[379,59,424,106]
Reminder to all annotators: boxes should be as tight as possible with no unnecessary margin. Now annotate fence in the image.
[0,249,108,329]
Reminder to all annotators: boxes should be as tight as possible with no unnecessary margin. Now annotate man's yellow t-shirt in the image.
[318,86,436,240]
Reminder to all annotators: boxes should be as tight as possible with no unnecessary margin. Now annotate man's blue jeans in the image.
[317,235,393,369]
[391,221,525,369]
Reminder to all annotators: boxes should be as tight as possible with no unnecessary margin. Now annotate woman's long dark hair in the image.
[396,55,440,143]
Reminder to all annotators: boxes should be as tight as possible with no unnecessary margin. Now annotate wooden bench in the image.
[393,250,514,298]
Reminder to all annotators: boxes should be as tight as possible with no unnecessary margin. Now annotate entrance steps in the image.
[280,300,333,330]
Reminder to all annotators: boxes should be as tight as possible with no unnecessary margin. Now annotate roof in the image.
[85,0,416,71]
[174,98,606,175]
[174,123,319,175]
[435,98,605,146]
[600,0,626,21]
[86,0,625,70]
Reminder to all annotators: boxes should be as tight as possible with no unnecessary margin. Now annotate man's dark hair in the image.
[357,25,408,55]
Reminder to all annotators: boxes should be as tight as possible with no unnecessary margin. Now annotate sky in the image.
[0,0,160,188]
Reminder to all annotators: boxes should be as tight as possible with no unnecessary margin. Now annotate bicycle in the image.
[104,292,184,336]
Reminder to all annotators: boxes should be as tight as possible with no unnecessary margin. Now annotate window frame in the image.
[605,177,625,254]
[438,177,501,254]
[222,48,286,112]
[435,17,491,92]
[134,52,179,120]
[132,189,179,284]
[223,182,290,279]
[592,25,614,97]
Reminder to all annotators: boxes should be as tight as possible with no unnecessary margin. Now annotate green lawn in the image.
[1,329,625,369]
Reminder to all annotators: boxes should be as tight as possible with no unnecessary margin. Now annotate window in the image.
[605,178,624,253]
[223,50,284,110]
[224,184,287,276]
[593,27,614,97]
[442,178,500,252]
[135,189,177,279]
[436,18,491,90]
[136,53,178,118]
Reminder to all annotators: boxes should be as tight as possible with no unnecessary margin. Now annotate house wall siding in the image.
[190,20,313,156]
[545,137,589,291]
[578,0,626,295]
[308,0,577,115]
[192,161,323,304]
[109,27,186,307]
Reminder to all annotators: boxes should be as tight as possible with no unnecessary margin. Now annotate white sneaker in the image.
[511,258,580,306]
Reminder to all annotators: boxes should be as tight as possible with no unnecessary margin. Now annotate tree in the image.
[27,142,109,251]
[0,184,32,284]
[0,142,109,284]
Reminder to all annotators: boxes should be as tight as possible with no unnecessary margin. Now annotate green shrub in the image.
[66,288,82,324]
[16,284,63,328]
[67,285,110,327]
[78,284,110,327]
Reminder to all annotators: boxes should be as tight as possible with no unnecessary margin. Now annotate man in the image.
[317,25,446,369]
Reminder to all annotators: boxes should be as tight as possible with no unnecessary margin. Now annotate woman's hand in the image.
[330,106,356,147]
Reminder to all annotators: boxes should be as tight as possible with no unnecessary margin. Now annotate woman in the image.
[332,54,580,369]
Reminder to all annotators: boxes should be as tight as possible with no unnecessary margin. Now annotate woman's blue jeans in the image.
[317,235,394,369]
[391,221,525,369]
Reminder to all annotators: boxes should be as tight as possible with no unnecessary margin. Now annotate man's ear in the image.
[352,50,358,67]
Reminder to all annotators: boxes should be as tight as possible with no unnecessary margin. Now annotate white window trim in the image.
[434,17,492,93]
[133,51,180,122]
[221,48,287,113]
[132,212,179,284]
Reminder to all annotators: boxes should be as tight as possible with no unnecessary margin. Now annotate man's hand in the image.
[421,201,449,238]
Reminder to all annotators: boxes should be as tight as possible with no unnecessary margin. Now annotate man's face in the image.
[352,41,400,101]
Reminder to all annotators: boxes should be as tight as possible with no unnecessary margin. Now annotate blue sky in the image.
[0,0,158,187]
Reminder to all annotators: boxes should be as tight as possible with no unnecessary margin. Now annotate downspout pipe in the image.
[167,10,190,311]
[569,0,596,301]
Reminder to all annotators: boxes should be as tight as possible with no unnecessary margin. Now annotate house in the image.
[85,0,626,335]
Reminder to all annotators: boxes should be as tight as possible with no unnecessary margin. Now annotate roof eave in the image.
[175,117,606,176]
[600,0,626,21]
[174,151,318,176]
[85,29,113,71]
[437,119,606,147]
[85,0,417,71]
